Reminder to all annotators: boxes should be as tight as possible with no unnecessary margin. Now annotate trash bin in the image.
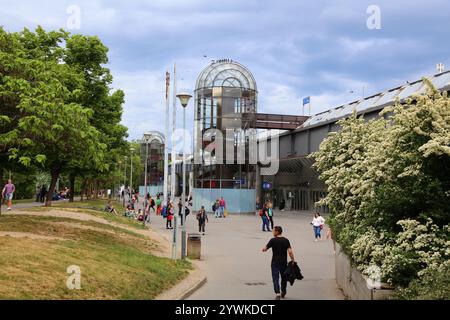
[187,233,202,260]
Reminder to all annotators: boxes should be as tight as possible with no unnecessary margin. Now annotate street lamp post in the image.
[123,156,128,207]
[143,134,151,225]
[118,160,123,202]
[177,92,192,259]
[171,63,178,260]
[130,147,135,194]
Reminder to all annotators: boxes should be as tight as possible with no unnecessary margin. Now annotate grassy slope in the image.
[0,201,190,299]
[25,199,146,230]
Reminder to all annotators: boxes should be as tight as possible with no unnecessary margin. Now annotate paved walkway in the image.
[150,210,344,300]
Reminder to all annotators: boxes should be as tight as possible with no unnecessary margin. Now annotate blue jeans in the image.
[214,209,219,218]
[219,206,224,217]
[271,263,287,294]
[314,226,321,239]
[262,216,271,231]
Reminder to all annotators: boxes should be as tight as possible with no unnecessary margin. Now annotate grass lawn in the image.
[0,213,191,299]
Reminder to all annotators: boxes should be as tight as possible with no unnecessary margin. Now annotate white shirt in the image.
[312,216,325,227]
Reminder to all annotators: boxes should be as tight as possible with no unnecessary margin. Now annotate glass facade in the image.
[194,60,258,190]
[140,131,164,188]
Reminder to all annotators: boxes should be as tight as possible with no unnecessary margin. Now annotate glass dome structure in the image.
[194,59,258,190]
[196,59,257,91]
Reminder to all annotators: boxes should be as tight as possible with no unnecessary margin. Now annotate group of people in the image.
[211,197,226,218]
[259,200,275,232]
[261,211,330,300]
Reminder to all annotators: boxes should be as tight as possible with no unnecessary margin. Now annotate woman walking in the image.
[311,212,325,241]
[166,202,174,229]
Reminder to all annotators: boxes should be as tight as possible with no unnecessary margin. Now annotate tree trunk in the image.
[69,173,75,203]
[80,178,86,201]
[45,168,60,207]
[86,179,91,200]
[94,179,99,199]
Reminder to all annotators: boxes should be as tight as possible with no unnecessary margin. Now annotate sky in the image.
[1,0,450,141]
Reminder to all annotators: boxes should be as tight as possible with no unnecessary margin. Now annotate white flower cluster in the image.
[311,80,450,297]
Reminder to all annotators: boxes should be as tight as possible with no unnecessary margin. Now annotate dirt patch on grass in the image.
[48,221,117,235]
[8,209,171,258]
[0,231,64,241]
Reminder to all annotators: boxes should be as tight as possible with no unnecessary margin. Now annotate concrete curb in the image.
[155,260,207,300]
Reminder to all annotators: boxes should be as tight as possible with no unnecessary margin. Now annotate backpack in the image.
[151,199,155,207]
[185,207,190,216]
[259,209,263,217]
[212,203,216,211]
[162,206,167,217]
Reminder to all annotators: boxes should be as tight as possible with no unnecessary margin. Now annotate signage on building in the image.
[262,182,272,191]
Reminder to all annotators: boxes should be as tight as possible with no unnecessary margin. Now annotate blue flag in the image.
[303,96,310,105]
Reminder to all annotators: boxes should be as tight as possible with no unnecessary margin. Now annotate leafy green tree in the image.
[63,34,128,202]
[0,27,124,206]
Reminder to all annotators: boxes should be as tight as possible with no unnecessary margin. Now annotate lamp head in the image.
[143,133,152,142]
[176,92,192,108]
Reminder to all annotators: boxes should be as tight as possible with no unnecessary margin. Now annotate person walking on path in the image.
[166,202,174,229]
[2,179,15,211]
[148,195,155,213]
[39,185,47,203]
[262,226,295,300]
[196,205,208,235]
[311,213,325,241]
[218,197,226,218]
[156,195,162,215]
[261,202,271,232]
[178,198,183,225]
[268,201,274,230]
[212,199,220,218]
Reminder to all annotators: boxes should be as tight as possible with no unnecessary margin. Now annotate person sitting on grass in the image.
[124,204,134,218]
[105,200,118,215]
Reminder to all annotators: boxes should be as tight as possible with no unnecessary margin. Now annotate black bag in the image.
[185,207,190,216]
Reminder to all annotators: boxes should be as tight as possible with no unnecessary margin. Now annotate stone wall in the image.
[335,243,394,300]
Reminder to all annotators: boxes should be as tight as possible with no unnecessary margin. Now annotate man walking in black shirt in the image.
[262,226,295,300]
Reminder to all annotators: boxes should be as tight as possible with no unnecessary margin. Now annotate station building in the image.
[166,60,450,214]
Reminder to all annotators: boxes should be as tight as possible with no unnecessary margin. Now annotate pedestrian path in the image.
[150,210,344,300]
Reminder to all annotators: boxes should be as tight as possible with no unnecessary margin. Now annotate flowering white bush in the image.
[311,80,450,299]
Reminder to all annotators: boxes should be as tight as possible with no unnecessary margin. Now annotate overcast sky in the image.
[1,0,450,141]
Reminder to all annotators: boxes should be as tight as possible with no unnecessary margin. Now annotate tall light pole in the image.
[118,160,123,202]
[164,72,170,205]
[130,147,135,193]
[143,134,151,225]
[124,156,128,206]
[177,92,192,259]
[171,63,178,260]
